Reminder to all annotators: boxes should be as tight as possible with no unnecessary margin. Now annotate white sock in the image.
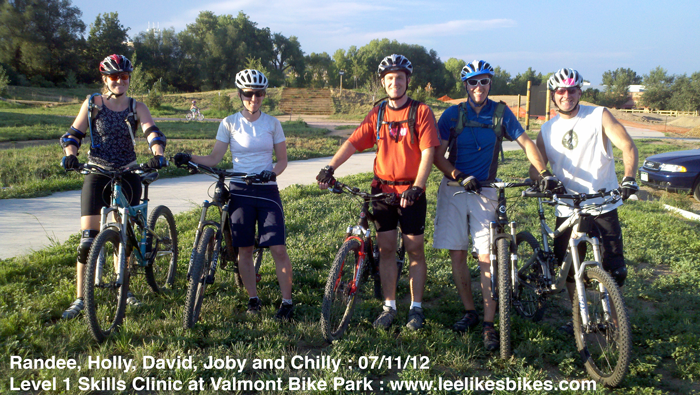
[282,298,293,305]
[384,300,397,310]
[411,302,422,309]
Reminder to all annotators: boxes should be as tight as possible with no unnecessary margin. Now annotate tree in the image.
[304,52,334,88]
[133,28,184,91]
[0,0,86,84]
[668,72,700,112]
[510,67,543,95]
[601,67,642,108]
[640,66,674,110]
[490,66,512,95]
[87,12,131,80]
[0,65,9,96]
[270,33,305,87]
[444,58,466,97]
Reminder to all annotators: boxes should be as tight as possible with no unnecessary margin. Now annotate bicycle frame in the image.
[522,191,619,328]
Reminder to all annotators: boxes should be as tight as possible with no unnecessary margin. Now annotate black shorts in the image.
[81,172,142,217]
[554,209,625,281]
[371,185,426,236]
[229,182,286,248]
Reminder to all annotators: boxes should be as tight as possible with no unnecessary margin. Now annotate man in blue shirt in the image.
[433,60,552,351]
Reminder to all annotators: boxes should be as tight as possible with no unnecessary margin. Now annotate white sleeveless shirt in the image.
[541,105,622,217]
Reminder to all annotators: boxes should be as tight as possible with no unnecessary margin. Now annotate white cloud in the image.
[363,19,517,42]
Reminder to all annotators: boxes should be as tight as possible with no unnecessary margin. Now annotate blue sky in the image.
[71,0,700,85]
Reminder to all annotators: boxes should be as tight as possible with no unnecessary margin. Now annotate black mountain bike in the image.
[320,181,405,342]
[178,161,266,329]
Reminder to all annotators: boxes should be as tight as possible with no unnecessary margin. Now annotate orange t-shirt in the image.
[348,99,440,193]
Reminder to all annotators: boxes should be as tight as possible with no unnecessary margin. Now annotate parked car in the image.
[639,149,700,201]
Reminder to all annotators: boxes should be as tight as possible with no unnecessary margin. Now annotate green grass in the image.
[1,147,699,394]
[0,120,343,199]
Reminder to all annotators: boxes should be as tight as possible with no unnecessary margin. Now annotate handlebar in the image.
[522,188,622,207]
[72,162,162,176]
[179,161,264,184]
[329,180,398,205]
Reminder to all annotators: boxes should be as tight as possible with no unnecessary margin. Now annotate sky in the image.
[70,0,700,85]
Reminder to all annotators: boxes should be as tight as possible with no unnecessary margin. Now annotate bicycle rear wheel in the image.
[83,228,129,343]
[321,239,364,342]
[183,227,216,329]
[513,231,547,321]
[573,265,631,387]
[497,237,512,359]
[145,205,178,293]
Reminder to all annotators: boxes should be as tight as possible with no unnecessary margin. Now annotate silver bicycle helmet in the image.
[235,69,269,90]
[547,68,584,90]
[377,54,413,77]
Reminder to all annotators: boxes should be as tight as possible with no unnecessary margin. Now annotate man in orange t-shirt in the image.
[317,54,440,331]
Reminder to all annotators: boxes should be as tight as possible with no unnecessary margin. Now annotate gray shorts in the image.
[432,177,497,254]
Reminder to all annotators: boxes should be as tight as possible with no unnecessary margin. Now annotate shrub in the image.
[211,92,234,113]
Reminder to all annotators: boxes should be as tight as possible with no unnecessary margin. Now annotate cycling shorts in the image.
[229,182,286,247]
[81,172,142,217]
[371,185,426,236]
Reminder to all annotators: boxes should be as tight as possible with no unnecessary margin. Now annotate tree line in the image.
[1,0,698,112]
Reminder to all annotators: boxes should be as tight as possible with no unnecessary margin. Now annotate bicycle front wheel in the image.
[573,265,631,387]
[497,237,512,359]
[196,113,204,121]
[321,239,364,342]
[514,231,547,321]
[145,205,178,293]
[183,227,216,329]
[83,228,129,343]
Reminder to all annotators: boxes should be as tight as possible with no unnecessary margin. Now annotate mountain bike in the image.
[178,161,266,329]
[185,110,204,121]
[516,188,631,387]
[448,179,534,358]
[320,180,405,342]
[77,163,178,343]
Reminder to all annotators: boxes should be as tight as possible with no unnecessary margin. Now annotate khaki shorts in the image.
[432,177,497,254]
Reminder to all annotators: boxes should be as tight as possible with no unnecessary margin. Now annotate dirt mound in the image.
[669,117,700,128]
[687,126,700,138]
[437,95,453,102]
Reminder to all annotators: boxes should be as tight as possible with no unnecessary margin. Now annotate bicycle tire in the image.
[197,113,204,121]
[513,231,547,322]
[573,265,631,387]
[185,113,192,121]
[183,227,215,329]
[83,228,129,343]
[321,239,364,342]
[497,237,512,359]
[145,205,178,293]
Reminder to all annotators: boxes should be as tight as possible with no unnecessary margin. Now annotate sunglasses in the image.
[466,78,491,87]
[240,90,266,99]
[105,73,130,81]
[555,87,579,95]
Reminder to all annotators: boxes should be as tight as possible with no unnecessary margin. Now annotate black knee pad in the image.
[77,230,99,264]
[610,266,627,287]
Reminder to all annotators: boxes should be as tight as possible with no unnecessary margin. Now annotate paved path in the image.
[0,126,665,260]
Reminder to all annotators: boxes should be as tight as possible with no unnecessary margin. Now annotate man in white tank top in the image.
[529,68,638,305]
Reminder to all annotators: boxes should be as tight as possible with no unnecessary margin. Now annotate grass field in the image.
[1,144,699,394]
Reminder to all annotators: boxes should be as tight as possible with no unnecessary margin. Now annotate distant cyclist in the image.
[528,68,638,334]
[59,54,167,319]
[190,100,200,116]
[316,54,440,331]
[432,59,551,351]
[174,69,294,320]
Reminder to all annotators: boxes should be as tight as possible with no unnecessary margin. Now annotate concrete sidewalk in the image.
[0,126,665,260]
[0,153,375,260]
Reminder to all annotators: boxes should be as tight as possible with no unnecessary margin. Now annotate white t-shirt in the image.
[215,112,286,182]
[541,105,622,217]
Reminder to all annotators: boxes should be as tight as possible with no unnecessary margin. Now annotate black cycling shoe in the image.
[247,297,262,314]
[483,325,500,352]
[274,303,294,321]
[453,311,480,332]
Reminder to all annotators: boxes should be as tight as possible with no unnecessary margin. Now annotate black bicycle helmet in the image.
[99,54,133,75]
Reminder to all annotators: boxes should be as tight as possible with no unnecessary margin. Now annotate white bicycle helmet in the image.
[235,69,268,90]
[547,68,584,90]
[461,60,494,81]
[377,54,413,77]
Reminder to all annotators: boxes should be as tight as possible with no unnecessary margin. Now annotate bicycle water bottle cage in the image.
[577,213,594,233]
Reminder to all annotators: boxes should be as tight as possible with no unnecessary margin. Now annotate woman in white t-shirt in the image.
[174,69,294,320]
